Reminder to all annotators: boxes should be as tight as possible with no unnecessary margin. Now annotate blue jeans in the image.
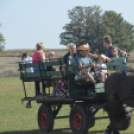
[33,67,47,72]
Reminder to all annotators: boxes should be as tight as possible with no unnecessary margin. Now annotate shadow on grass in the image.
[0,128,71,134]
[0,128,111,134]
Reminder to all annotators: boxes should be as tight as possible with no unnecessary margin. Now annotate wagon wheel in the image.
[38,104,54,133]
[69,105,89,134]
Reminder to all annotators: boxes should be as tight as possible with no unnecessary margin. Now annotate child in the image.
[22,52,34,73]
[111,46,120,58]
[47,51,56,71]
[48,51,63,96]
[94,56,107,83]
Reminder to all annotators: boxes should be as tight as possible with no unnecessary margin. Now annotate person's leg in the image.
[81,69,96,84]
[35,81,40,96]
[105,75,107,80]
[52,81,56,95]
[42,81,46,95]
[100,72,105,83]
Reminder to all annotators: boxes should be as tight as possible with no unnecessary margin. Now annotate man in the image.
[63,43,77,74]
[101,36,127,62]
[103,36,127,58]
[75,42,97,84]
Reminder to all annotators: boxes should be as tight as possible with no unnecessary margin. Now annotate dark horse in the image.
[105,71,134,134]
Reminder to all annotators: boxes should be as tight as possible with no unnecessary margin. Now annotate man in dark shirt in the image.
[103,36,127,58]
[63,43,77,74]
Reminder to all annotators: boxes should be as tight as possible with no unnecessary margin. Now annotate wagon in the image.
[19,55,129,134]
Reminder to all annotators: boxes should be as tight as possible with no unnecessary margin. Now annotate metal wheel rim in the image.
[39,110,47,128]
[72,111,82,130]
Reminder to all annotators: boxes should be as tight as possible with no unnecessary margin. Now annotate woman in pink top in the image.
[32,42,46,96]
[32,42,46,62]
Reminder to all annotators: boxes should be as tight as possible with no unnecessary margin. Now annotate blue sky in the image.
[0,0,134,50]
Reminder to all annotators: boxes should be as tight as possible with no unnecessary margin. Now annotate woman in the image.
[32,42,46,96]
[32,42,46,63]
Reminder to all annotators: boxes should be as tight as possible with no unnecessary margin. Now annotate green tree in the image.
[59,6,104,53]
[0,24,5,51]
[102,11,134,52]
[60,6,134,53]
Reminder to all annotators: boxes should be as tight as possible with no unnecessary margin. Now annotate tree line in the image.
[0,24,5,51]
[59,6,134,53]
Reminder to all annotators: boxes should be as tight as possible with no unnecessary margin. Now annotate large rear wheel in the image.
[69,105,89,134]
[38,104,54,133]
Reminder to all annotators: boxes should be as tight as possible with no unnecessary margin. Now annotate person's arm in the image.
[100,54,111,63]
[39,52,46,62]
[88,52,99,59]
[77,63,95,71]
[63,54,68,75]
[120,50,127,57]
[117,46,127,57]
[63,64,67,75]
[94,64,103,71]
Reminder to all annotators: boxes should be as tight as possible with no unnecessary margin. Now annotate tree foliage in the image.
[0,24,5,51]
[102,11,134,52]
[60,6,134,53]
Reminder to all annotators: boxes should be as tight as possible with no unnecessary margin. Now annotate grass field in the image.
[0,77,134,134]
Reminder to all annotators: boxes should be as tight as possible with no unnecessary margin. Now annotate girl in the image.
[94,56,108,83]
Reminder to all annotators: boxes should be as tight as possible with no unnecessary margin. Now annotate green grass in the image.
[0,77,134,134]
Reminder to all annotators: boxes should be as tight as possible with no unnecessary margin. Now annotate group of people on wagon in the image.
[21,36,127,97]
[63,36,127,83]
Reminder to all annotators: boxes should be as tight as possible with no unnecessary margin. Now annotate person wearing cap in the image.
[75,42,96,83]
[63,43,77,75]
[21,52,34,73]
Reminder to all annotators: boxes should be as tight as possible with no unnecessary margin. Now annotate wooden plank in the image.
[95,88,105,93]
[43,71,64,77]
[19,60,63,71]
[20,71,64,78]
[21,72,40,77]
[21,96,74,102]
[21,97,38,101]
[20,63,39,69]
[41,61,63,66]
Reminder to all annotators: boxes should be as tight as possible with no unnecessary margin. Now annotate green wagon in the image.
[19,56,128,134]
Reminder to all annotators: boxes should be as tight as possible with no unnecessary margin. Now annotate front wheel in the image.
[69,105,89,134]
[38,104,54,133]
